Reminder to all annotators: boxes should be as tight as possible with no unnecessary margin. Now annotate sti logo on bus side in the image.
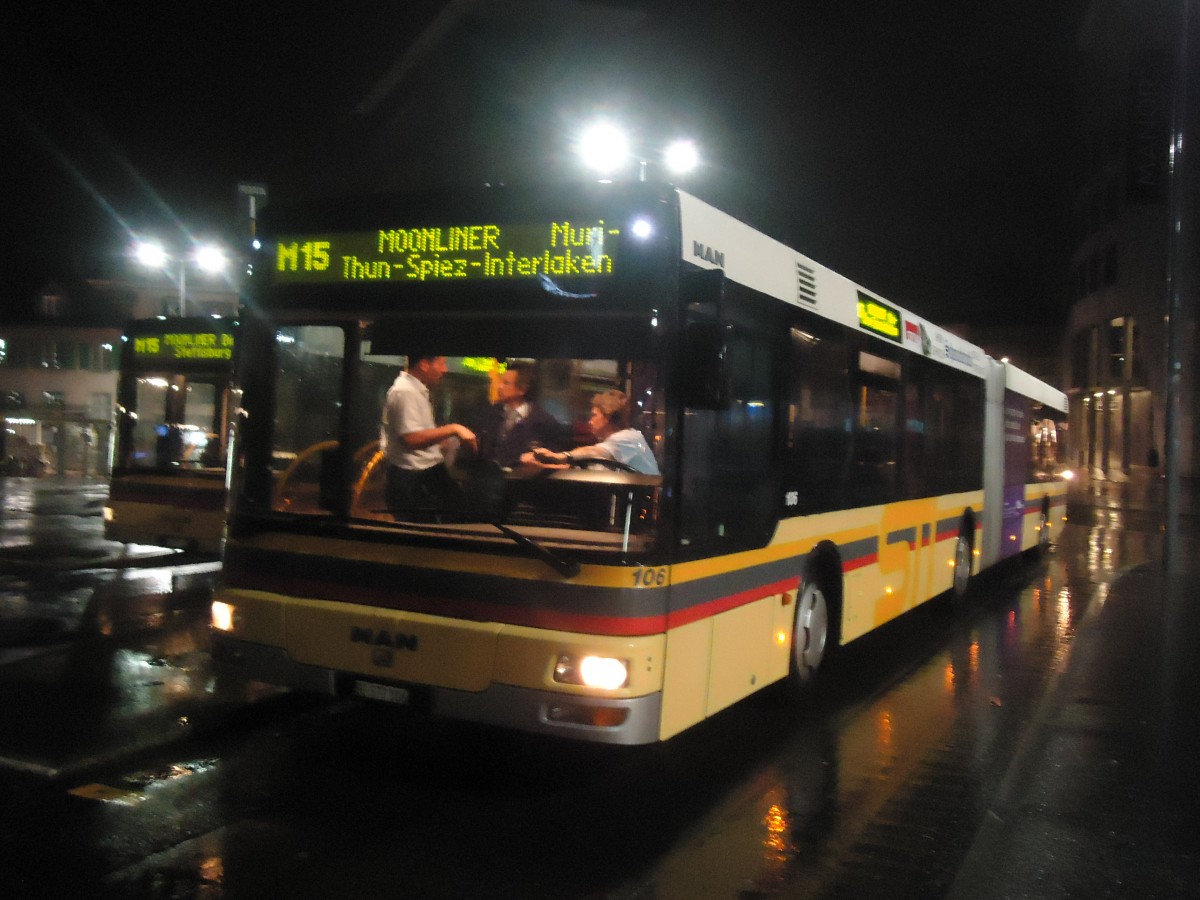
[350,627,419,652]
[693,241,725,267]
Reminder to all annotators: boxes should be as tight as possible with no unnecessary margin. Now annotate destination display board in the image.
[273,220,621,284]
[856,291,902,342]
[130,330,234,362]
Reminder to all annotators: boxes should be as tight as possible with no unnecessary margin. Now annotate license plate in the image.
[354,680,410,705]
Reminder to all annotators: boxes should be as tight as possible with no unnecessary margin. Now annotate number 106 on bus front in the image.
[633,567,667,587]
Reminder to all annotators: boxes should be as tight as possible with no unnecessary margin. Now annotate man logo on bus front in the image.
[350,626,419,652]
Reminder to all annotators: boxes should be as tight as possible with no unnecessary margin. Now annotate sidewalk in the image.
[1065,465,1169,513]
[949,471,1200,898]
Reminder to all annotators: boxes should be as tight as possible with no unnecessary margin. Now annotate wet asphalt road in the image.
[0,477,1179,898]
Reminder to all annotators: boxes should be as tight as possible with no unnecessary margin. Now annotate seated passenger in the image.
[523,389,660,476]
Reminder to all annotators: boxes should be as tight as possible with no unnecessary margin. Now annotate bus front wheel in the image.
[790,575,831,686]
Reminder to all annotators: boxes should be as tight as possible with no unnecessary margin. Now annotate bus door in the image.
[677,322,778,557]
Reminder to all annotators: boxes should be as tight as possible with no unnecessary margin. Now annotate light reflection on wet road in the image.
[608,505,1162,899]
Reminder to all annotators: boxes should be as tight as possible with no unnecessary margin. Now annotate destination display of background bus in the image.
[129,328,234,361]
[105,316,238,554]
[210,181,1067,745]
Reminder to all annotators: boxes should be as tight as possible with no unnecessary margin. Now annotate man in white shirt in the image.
[381,356,477,518]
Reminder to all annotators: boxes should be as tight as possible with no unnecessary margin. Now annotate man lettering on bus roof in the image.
[463,361,568,470]
[523,389,660,476]
[380,355,477,519]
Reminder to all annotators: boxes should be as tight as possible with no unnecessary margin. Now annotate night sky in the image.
[1,1,1087,326]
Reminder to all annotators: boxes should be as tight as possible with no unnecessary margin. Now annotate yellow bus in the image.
[210,183,1067,744]
[105,316,236,553]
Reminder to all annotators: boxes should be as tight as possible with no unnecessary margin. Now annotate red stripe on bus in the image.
[501,606,668,636]
[842,553,877,572]
[109,483,226,511]
[225,573,808,637]
[234,570,671,635]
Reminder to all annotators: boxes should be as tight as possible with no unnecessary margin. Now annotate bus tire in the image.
[788,548,841,690]
[952,515,974,600]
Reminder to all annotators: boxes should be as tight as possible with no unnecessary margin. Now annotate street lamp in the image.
[577,120,633,177]
[132,238,228,316]
[576,121,700,182]
[662,139,700,177]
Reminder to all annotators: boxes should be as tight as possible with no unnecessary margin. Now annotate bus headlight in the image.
[554,654,630,690]
[211,601,237,632]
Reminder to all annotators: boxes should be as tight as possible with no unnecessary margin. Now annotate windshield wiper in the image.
[389,510,581,579]
[490,522,581,579]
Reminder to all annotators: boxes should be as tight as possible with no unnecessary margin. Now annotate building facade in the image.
[1,278,238,477]
[1067,0,1180,482]
[0,325,120,476]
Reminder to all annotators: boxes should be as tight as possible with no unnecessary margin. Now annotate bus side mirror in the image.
[683,320,731,410]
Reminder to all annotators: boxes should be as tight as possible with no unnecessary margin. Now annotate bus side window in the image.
[787,323,851,514]
[902,374,926,500]
[849,348,901,508]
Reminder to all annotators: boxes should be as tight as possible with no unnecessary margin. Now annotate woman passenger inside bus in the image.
[522,389,660,476]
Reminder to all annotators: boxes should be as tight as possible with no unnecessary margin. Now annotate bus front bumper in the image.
[211,633,664,745]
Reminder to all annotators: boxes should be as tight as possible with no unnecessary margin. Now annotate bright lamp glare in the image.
[134,240,168,269]
[580,656,628,690]
[192,244,227,274]
[631,218,654,239]
[211,601,236,632]
[578,121,631,174]
[663,139,699,174]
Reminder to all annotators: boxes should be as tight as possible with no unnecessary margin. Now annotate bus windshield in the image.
[258,314,666,558]
[121,373,231,471]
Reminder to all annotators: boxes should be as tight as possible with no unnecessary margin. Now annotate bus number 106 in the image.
[633,567,668,587]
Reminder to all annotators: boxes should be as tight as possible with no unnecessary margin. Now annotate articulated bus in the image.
[105,316,237,553]
[210,182,1068,744]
